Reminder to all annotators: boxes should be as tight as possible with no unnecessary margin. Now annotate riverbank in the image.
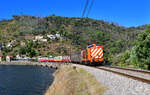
[45,65,107,95]
[0,61,69,69]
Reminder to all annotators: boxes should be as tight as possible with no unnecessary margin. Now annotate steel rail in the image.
[105,66,150,74]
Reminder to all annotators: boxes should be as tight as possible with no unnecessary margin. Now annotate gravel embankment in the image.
[73,64,150,95]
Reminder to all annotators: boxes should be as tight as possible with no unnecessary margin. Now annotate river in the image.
[0,65,55,95]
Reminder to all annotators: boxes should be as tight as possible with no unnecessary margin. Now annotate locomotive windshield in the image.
[88,44,94,48]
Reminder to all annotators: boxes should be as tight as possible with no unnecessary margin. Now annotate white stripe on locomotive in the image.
[91,48,98,56]
[91,48,94,52]
[93,48,102,58]
[99,53,103,58]
[95,50,103,58]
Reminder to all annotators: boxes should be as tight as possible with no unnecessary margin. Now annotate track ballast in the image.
[97,66,150,84]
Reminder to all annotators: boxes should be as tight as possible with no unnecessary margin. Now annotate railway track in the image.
[106,66,150,74]
[96,66,150,84]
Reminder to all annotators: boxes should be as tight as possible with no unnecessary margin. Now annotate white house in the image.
[20,42,25,46]
[35,36,43,40]
[6,40,16,48]
[7,43,12,47]
[16,54,21,59]
[40,39,47,42]
[7,42,14,48]
[6,56,13,62]
[34,35,47,42]
[47,34,56,40]
[47,33,61,40]
[55,33,61,38]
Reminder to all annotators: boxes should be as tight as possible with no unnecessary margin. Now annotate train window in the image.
[88,44,94,48]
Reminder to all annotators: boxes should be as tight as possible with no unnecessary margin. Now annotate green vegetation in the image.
[45,66,107,95]
[113,25,150,70]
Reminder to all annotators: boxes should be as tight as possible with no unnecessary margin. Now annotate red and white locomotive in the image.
[71,43,103,65]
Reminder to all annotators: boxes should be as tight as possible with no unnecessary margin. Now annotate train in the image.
[39,56,71,62]
[39,43,104,65]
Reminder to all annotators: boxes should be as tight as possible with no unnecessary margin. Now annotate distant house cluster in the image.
[47,33,61,40]
[33,33,62,42]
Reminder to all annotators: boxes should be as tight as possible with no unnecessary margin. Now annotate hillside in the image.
[0,15,148,60]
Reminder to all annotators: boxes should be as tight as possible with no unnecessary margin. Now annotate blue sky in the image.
[0,0,149,27]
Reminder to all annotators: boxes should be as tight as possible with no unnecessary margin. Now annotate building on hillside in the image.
[55,33,61,38]
[20,42,26,46]
[34,35,47,42]
[47,33,61,40]
[16,54,21,59]
[6,41,15,48]
[33,40,36,42]
[6,56,13,62]
[35,36,43,40]
[47,34,56,40]
[7,43,13,47]
[40,39,47,42]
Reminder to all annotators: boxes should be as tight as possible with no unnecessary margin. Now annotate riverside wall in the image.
[0,61,70,69]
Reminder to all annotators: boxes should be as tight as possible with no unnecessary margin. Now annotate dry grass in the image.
[44,66,107,95]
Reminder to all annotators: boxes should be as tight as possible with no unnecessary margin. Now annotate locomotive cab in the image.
[87,43,104,65]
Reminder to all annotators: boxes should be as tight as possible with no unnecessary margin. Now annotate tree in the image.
[134,25,150,70]
[24,41,37,58]
[19,47,26,55]
[130,47,138,66]
[121,50,130,64]
[27,48,36,58]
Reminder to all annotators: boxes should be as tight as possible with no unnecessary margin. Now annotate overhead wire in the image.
[82,0,89,18]
[86,0,95,17]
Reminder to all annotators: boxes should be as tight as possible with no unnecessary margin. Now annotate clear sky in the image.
[0,0,149,27]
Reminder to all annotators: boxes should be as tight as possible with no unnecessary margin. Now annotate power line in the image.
[82,0,89,18]
[86,0,95,17]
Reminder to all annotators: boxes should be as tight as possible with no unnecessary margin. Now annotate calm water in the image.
[0,65,55,95]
